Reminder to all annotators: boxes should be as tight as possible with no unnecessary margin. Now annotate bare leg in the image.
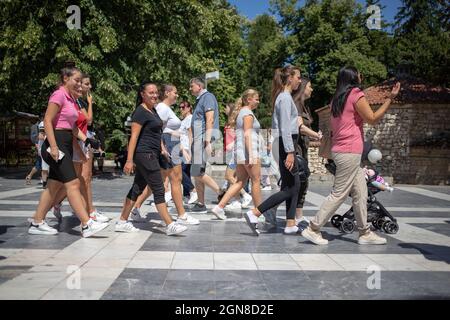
[245,163,262,207]
[167,165,186,217]
[33,179,64,222]
[195,174,220,204]
[134,186,152,209]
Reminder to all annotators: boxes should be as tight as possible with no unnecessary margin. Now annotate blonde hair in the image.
[241,88,259,106]
[227,98,242,129]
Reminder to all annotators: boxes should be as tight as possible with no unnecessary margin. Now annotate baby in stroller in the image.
[325,149,399,234]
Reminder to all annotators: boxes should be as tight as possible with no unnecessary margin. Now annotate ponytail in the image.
[270,65,301,110]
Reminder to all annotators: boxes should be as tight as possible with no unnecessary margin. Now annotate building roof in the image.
[364,78,450,105]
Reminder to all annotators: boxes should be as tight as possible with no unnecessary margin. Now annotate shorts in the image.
[34,155,42,170]
[161,133,182,168]
[73,140,89,162]
[190,139,208,177]
[41,130,77,183]
[41,157,49,171]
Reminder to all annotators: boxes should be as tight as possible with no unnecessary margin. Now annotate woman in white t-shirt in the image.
[179,101,198,204]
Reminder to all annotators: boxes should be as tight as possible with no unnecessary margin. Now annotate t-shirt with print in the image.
[131,105,163,154]
[190,91,220,143]
[331,87,365,154]
[49,86,78,130]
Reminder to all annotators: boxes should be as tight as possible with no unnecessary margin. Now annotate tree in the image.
[0,0,247,150]
[272,0,388,113]
[245,14,289,128]
[392,0,449,85]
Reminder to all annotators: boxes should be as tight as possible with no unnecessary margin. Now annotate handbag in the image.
[318,130,332,159]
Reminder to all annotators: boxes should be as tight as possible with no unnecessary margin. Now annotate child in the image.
[363,167,394,192]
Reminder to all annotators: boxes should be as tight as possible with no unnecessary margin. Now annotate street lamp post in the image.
[205,71,219,90]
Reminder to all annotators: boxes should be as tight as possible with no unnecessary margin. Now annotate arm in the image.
[243,115,255,164]
[278,99,295,153]
[124,122,142,174]
[43,102,61,161]
[355,82,400,125]
[298,116,321,140]
[205,110,214,144]
[80,93,94,125]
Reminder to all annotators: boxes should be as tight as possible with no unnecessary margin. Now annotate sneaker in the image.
[188,191,198,204]
[284,225,299,235]
[165,191,172,203]
[358,231,387,245]
[28,220,58,235]
[211,206,227,220]
[42,181,47,189]
[301,226,328,245]
[176,214,200,225]
[261,185,272,191]
[53,204,63,222]
[81,219,109,238]
[166,222,187,236]
[244,210,260,236]
[224,200,241,211]
[115,221,139,233]
[296,216,310,231]
[130,207,146,223]
[241,194,252,209]
[90,210,110,223]
[187,203,208,214]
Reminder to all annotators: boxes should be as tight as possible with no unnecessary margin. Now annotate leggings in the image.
[126,152,165,204]
[182,163,195,197]
[257,136,301,220]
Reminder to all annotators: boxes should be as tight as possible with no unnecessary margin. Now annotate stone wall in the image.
[313,103,450,185]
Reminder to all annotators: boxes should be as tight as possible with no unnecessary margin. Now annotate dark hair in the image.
[159,84,176,101]
[57,61,80,87]
[135,81,158,106]
[179,101,192,110]
[292,77,312,123]
[271,65,301,110]
[81,73,90,80]
[331,66,362,118]
[190,77,205,88]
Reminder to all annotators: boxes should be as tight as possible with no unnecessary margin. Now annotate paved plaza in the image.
[0,168,449,300]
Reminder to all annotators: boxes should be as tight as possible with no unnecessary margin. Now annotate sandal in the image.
[25,176,31,185]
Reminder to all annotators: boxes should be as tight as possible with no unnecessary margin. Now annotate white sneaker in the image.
[166,222,187,236]
[176,214,200,225]
[211,206,227,220]
[295,216,310,225]
[244,210,260,236]
[81,219,109,238]
[165,191,172,203]
[284,225,299,234]
[53,205,63,222]
[241,194,252,209]
[261,185,272,191]
[90,210,110,223]
[115,221,139,233]
[301,226,328,245]
[225,200,242,211]
[358,231,387,245]
[28,220,58,235]
[188,191,198,204]
[130,207,146,222]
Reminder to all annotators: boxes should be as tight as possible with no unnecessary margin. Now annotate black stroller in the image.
[324,159,399,235]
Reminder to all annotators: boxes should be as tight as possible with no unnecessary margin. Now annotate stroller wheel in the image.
[331,215,342,228]
[340,219,355,234]
[383,221,399,234]
[375,218,386,230]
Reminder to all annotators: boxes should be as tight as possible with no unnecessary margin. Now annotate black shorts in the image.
[41,130,77,183]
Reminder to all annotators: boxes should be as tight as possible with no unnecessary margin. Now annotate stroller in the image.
[324,153,399,235]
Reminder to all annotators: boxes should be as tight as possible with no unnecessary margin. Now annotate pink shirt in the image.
[330,88,365,154]
[48,86,78,130]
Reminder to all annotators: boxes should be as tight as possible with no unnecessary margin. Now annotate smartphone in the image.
[47,147,65,161]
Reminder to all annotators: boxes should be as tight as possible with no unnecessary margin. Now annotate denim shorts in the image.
[162,133,182,167]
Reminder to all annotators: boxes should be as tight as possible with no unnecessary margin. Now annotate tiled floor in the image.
[0,172,449,299]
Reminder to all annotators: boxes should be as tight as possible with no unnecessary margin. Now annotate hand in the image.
[284,152,295,171]
[317,130,323,140]
[124,160,134,175]
[85,137,100,150]
[182,149,191,163]
[87,92,93,105]
[205,142,213,157]
[50,145,60,162]
[390,82,401,99]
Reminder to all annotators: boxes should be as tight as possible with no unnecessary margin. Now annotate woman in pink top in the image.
[301,66,400,246]
[28,62,109,238]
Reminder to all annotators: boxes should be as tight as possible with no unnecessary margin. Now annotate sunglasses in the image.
[179,105,189,109]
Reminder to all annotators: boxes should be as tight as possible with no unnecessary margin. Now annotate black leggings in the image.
[257,136,301,220]
[126,152,165,204]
